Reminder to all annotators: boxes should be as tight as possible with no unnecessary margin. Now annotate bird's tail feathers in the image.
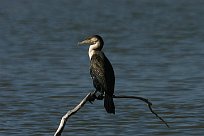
[104,94,115,114]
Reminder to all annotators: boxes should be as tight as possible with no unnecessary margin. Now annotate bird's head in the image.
[78,35,104,50]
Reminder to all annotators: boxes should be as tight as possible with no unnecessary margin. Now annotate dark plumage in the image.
[79,35,115,114]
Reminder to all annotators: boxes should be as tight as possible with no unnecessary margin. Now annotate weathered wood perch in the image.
[54,91,169,136]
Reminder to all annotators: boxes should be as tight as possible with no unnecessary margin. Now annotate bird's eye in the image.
[92,38,97,43]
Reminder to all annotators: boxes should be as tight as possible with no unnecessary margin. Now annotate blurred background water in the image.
[0,0,204,135]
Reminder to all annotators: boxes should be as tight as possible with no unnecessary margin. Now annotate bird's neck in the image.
[88,42,102,59]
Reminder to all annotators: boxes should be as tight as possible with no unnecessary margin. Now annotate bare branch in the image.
[54,92,169,136]
[54,93,93,136]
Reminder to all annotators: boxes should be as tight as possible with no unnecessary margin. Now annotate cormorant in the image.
[78,35,115,114]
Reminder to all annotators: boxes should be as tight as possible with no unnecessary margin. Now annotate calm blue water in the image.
[0,0,204,135]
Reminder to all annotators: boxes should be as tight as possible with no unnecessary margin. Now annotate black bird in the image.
[78,35,115,114]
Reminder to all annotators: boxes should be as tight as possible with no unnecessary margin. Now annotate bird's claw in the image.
[88,93,97,104]
[96,94,104,100]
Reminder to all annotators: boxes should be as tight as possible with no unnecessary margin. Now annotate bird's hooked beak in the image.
[78,38,92,46]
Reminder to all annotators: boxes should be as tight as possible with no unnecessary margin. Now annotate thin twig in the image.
[113,95,169,128]
[113,95,152,105]
[148,104,169,128]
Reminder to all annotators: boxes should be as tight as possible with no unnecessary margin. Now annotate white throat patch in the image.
[88,42,100,59]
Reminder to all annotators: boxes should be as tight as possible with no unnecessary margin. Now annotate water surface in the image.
[0,0,204,135]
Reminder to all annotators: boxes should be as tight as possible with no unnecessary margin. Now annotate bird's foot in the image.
[89,92,97,104]
[96,94,104,100]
